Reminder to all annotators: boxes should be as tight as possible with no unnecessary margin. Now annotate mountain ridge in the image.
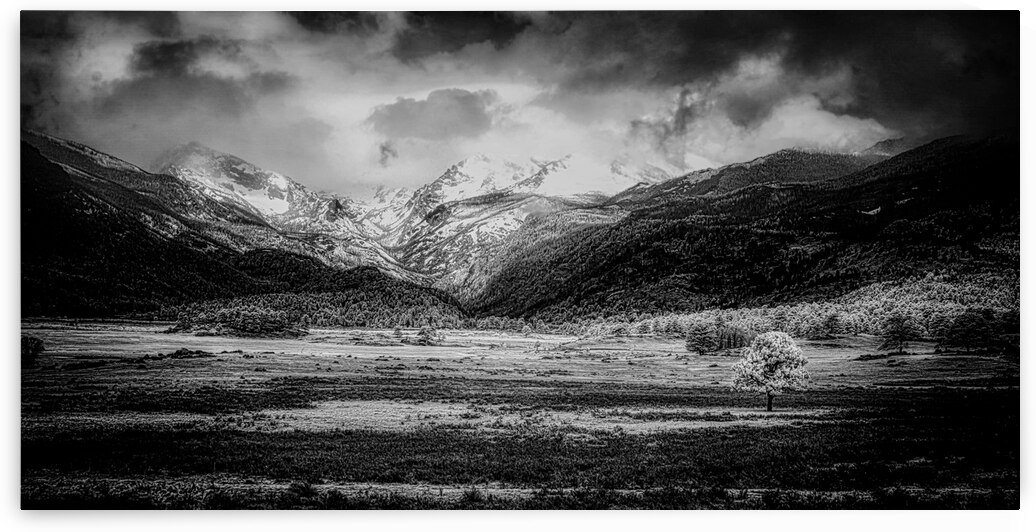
[21,130,1016,326]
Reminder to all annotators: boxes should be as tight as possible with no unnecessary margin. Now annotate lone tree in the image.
[732,332,809,411]
[685,319,717,355]
[879,312,920,354]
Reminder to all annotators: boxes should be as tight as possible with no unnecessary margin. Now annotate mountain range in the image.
[20,129,1018,324]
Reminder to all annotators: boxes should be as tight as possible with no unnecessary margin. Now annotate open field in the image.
[21,322,1019,509]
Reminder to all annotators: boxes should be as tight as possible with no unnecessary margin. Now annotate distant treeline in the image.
[162,271,1017,353]
[165,290,465,330]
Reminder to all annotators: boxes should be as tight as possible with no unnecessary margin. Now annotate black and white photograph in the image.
[13,5,1024,514]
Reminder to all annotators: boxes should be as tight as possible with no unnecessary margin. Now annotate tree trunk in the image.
[766,392,773,412]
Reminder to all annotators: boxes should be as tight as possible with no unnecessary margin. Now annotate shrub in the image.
[21,335,45,367]
[413,326,445,346]
[941,308,996,353]
[287,480,318,499]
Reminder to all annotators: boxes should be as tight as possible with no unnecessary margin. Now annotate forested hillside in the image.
[21,142,463,320]
[21,142,260,316]
[608,149,881,209]
[469,135,1018,323]
[155,250,465,328]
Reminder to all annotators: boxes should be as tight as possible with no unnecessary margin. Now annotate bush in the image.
[413,326,445,346]
[287,480,318,499]
[22,335,45,367]
[941,308,996,353]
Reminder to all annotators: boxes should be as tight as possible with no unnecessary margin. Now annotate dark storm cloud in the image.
[26,24,296,127]
[286,11,382,35]
[95,74,249,120]
[104,12,181,37]
[21,12,80,129]
[22,11,179,41]
[21,11,75,41]
[627,88,707,165]
[130,37,244,75]
[366,88,496,140]
[19,11,334,187]
[753,11,1018,137]
[378,141,399,167]
[630,89,701,138]
[19,11,1018,191]
[391,12,531,62]
[538,11,788,90]
[21,63,59,130]
[87,36,295,122]
[522,11,1018,137]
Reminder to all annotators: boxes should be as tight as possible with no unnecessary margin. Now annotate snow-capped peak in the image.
[150,142,375,243]
[432,153,542,201]
[151,142,309,217]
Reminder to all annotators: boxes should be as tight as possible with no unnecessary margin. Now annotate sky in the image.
[21,11,1019,194]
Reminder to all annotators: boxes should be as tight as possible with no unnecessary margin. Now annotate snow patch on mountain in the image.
[149,142,428,283]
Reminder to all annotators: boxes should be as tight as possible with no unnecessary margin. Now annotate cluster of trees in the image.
[684,316,758,355]
[674,305,1015,357]
[169,307,307,338]
[584,272,1017,341]
[565,273,1021,357]
[407,326,447,346]
[876,308,1015,355]
[153,249,471,330]
[168,289,466,330]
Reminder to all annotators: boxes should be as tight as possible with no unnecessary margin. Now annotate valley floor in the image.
[21,322,1019,509]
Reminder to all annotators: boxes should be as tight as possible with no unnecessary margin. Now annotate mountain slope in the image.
[22,131,269,227]
[21,136,462,318]
[352,185,414,238]
[21,140,266,316]
[382,153,674,248]
[858,137,926,158]
[397,192,590,294]
[151,142,358,230]
[468,135,1018,321]
[149,142,422,282]
[609,149,883,209]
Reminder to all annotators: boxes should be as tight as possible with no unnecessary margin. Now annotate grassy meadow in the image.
[21,321,1018,509]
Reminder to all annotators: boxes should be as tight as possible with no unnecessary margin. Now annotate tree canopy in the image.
[732,332,809,411]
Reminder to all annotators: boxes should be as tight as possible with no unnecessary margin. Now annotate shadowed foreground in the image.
[22,322,1019,509]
